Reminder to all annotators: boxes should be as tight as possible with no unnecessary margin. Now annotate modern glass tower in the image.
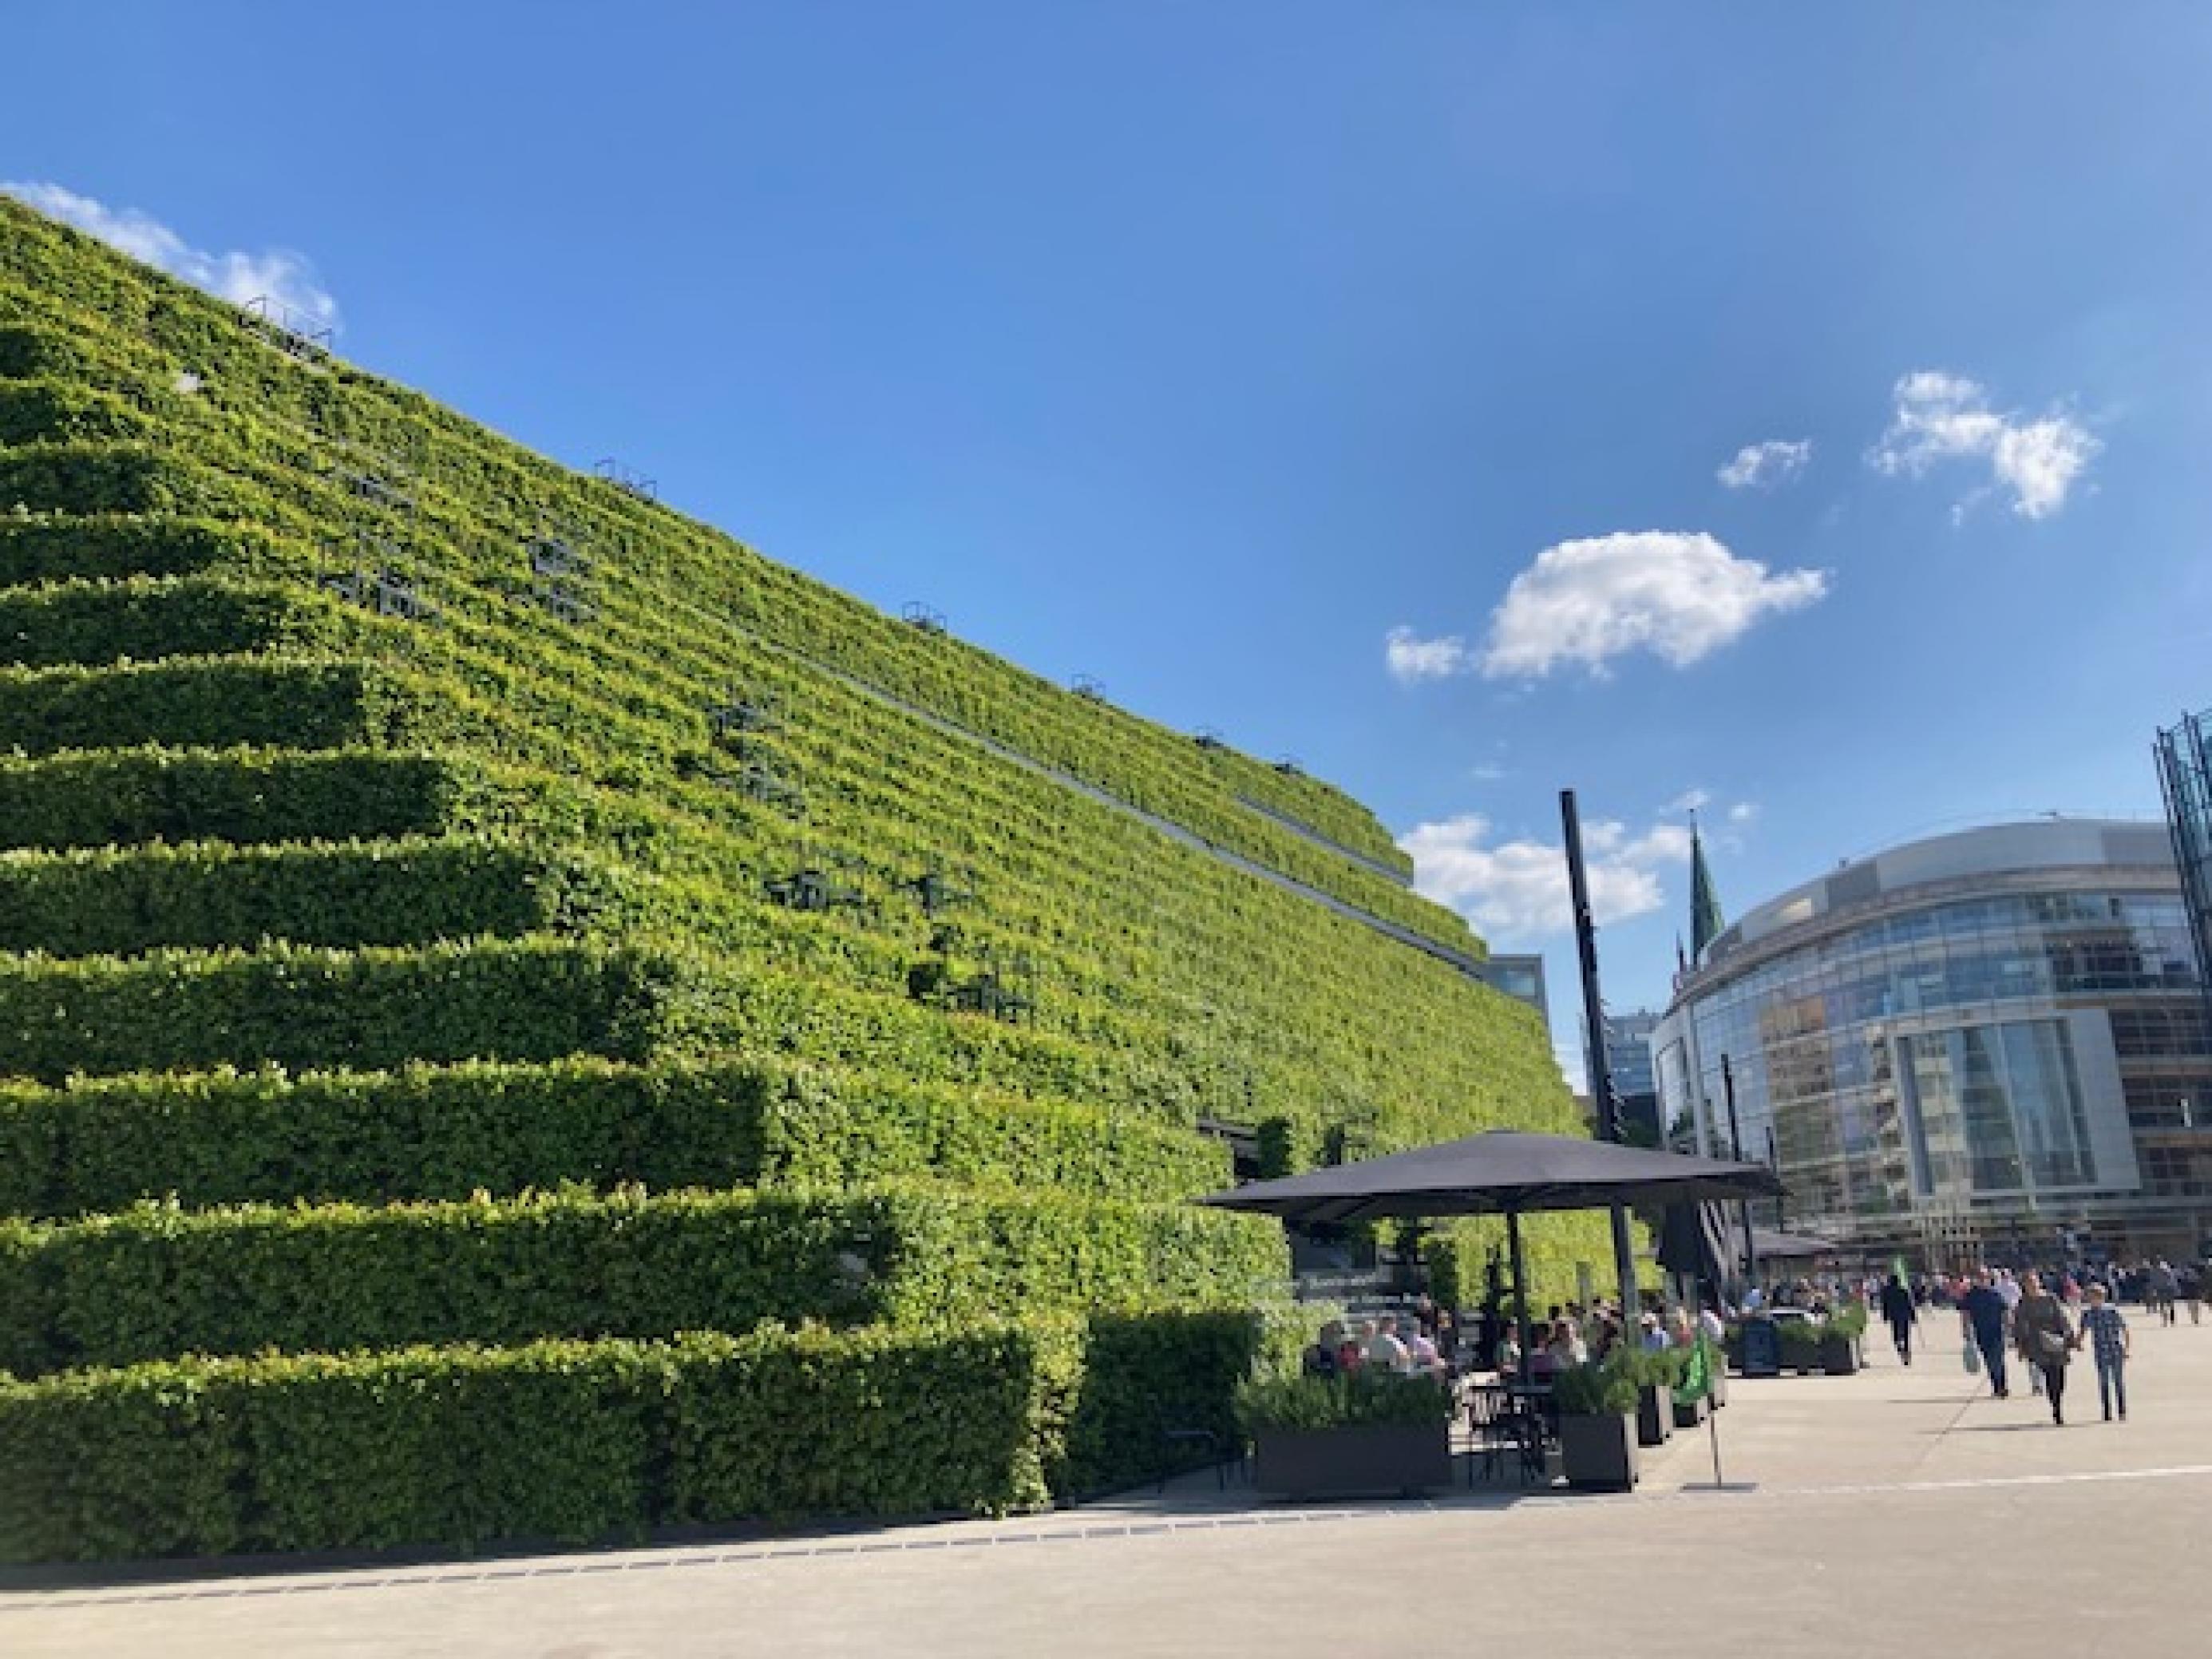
[1653,821,2212,1268]
[2156,707,2212,1013]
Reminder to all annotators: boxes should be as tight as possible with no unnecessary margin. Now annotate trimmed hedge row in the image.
[0,655,401,756]
[0,1055,1229,1219]
[0,575,319,667]
[0,1182,1284,1376]
[0,746,458,851]
[0,1308,1279,1562]
[0,377,149,445]
[0,936,673,1082]
[0,440,246,517]
[0,515,302,588]
[0,232,1413,878]
[0,835,587,957]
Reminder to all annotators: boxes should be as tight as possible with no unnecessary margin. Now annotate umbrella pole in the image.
[1508,1206,1532,1388]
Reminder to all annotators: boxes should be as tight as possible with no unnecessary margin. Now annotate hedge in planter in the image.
[0,1056,1228,1220]
[0,1182,1284,1376]
[0,936,675,1083]
[0,1307,1292,1562]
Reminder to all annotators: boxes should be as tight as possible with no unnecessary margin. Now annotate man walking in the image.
[1961,1269,2010,1398]
[1879,1273,1917,1365]
[2079,1285,2131,1422]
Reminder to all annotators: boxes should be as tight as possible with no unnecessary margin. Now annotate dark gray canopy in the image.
[1196,1129,1782,1225]
[1745,1227,1836,1262]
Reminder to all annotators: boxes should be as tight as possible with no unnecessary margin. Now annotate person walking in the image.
[2012,1272,2077,1426]
[1961,1269,2011,1398]
[2078,1285,2131,1422]
[1879,1273,1918,1365]
[2157,1261,2179,1325]
[2179,1261,2203,1327]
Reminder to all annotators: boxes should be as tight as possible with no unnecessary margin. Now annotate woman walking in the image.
[2012,1272,2077,1426]
[2078,1285,2131,1422]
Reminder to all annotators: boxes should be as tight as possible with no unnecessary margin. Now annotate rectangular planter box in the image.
[1672,1391,1711,1431]
[1819,1336,1860,1376]
[1636,1384,1674,1447]
[1251,1422,1453,1499]
[1559,1412,1640,1492]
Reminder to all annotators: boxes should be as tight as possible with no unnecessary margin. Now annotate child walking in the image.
[2079,1284,2131,1423]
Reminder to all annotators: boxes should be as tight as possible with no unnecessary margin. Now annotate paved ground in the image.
[8,1312,2208,1657]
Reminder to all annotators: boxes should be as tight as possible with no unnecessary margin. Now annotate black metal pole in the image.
[1561,789,1638,1324]
[1766,1125,1783,1231]
[1508,1205,1533,1388]
[1723,1054,1758,1297]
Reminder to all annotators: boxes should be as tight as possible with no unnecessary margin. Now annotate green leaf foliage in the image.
[0,1056,1226,1220]
[1233,1367,1456,1433]
[0,937,674,1082]
[0,1182,1283,1377]
[0,1311,1286,1562]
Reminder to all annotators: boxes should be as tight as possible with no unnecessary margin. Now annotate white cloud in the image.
[1717,439,1811,490]
[3,181,339,334]
[1478,531,1829,679]
[1727,801,1759,825]
[1868,370,2097,520]
[1470,762,1508,782]
[1664,787,1712,815]
[1384,626,1472,683]
[1400,812,1691,941]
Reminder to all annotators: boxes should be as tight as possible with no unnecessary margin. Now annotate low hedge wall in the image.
[0,1182,1283,1376]
[0,515,300,588]
[0,378,150,445]
[0,655,399,756]
[0,1306,1283,1562]
[0,1056,1229,1219]
[0,440,246,517]
[0,836,591,956]
[0,746,459,852]
[0,936,674,1082]
[0,575,317,667]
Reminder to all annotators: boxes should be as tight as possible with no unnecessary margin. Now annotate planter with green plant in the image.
[1552,1355,1640,1491]
[1237,1368,1455,1499]
[1624,1346,1681,1445]
[1819,1304,1868,1375]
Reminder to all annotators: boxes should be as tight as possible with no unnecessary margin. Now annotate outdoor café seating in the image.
[1462,1374,1553,1485]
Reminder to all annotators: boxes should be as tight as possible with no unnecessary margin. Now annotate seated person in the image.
[1365,1314,1412,1372]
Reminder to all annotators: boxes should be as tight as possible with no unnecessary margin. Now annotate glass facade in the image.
[1655,828,2212,1265]
[2157,708,2212,1010]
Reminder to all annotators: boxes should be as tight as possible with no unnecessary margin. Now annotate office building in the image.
[1652,820,2212,1266]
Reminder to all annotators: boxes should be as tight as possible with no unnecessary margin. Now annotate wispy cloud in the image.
[1400,813,1690,941]
[1384,626,1473,684]
[1664,787,1712,815]
[1717,439,1811,490]
[1868,370,2097,521]
[3,180,339,333]
[1727,801,1758,826]
[1470,762,1509,782]
[1478,531,1829,679]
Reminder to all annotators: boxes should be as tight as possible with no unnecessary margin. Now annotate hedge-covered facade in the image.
[0,196,1609,1562]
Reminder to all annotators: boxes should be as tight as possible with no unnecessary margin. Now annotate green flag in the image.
[1673,1332,1714,1407]
[1690,821,1725,961]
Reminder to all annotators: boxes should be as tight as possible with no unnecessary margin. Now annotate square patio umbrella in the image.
[1198,1129,1783,1383]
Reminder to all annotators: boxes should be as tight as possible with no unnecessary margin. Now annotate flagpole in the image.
[1708,1395,1723,1487]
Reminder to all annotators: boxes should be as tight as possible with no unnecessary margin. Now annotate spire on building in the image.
[1690,813,1725,961]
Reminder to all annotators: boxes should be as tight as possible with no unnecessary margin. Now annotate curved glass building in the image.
[1653,821,2212,1266]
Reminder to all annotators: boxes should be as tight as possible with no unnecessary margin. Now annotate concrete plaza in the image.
[7,1313,2208,1657]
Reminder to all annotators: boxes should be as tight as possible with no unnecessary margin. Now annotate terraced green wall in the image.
[0,197,1609,1562]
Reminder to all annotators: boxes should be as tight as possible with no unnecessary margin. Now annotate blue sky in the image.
[8,3,2209,1075]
